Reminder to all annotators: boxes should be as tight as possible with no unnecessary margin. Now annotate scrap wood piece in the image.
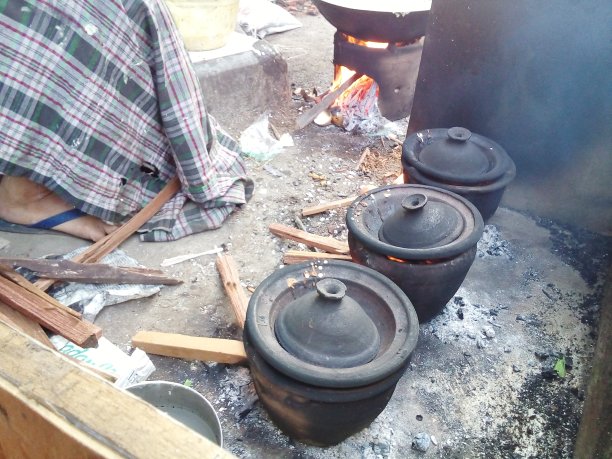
[132,331,247,365]
[69,360,117,383]
[356,147,371,171]
[215,252,249,328]
[269,223,350,255]
[295,73,363,129]
[301,196,357,217]
[283,250,353,265]
[0,322,234,459]
[0,275,101,347]
[0,269,81,319]
[301,184,376,218]
[0,258,181,285]
[35,176,181,292]
[0,301,53,348]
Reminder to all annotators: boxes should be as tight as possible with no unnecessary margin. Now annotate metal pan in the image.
[313,0,430,43]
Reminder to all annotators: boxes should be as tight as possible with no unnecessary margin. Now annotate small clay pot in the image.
[244,261,419,446]
[346,184,483,322]
[402,127,516,221]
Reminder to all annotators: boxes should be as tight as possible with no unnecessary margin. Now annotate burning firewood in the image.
[295,73,363,129]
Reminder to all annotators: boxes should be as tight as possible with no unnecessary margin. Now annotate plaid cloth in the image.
[0,0,253,241]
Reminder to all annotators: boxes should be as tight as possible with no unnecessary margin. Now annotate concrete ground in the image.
[1,11,610,459]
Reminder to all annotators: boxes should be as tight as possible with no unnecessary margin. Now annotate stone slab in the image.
[192,38,290,135]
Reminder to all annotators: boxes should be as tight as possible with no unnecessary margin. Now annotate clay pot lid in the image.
[275,278,380,368]
[404,127,512,185]
[378,192,464,249]
[347,185,484,261]
[244,261,420,388]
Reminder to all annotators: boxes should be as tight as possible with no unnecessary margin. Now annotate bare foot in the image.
[0,176,117,242]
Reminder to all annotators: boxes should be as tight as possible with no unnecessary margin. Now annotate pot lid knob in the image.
[379,192,464,249]
[402,193,428,211]
[447,126,472,142]
[274,278,380,368]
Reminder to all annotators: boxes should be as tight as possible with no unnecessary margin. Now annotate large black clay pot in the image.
[347,184,483,322]
[312,0,430,43]
[402,127,516,221]
[244,261,419,446]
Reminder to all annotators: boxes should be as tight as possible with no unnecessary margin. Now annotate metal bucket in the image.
[126,381,223,447]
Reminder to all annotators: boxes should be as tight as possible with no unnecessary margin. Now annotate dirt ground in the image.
[0,7,609,459]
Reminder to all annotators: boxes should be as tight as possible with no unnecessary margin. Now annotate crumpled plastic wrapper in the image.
[239,113,294,160]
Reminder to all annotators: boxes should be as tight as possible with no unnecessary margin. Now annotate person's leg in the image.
[0,176,116,241]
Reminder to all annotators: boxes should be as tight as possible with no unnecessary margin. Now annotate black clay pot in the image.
[402,127,516,221]
[346,184,484,322]
[244,261,419,446]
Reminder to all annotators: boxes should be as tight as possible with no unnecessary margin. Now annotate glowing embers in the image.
[326,36,390,132]
[329,68,382,132]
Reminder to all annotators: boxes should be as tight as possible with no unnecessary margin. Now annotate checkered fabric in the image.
[0,0,253,241]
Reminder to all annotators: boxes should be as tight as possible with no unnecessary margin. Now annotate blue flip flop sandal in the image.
[27,208,86,230]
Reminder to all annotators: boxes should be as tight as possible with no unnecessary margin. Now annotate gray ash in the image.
[479,375,584,459]
[477,225,513,259]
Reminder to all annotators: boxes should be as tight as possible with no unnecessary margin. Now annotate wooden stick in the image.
[301,196,357,217]
[300,185,376,218]
[295,73,363,129]
[132,331,247,365]
[0,258,181,285]
[0,301,54,348]
[215,253,249,328]
[356,147,371,171]
[0,275,101,347]
[35,177,181,291]
[283,250,353,264]
[0,270,81,318]
[269,223,350,255]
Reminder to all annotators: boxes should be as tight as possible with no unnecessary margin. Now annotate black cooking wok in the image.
[312,0,430,43]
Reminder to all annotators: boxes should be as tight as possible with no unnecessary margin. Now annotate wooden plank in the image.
[132,331,247,365]
[269,223,350,255]
[0,300,53,348]
[295,73,362,129]
[35,176,181,291]
[574,269,612,459]
[282,250,353,264]
[0,258,181,285]
[0,322,235,459]
[0,275,101,347]
[0,269,81,318]
[215,253,249,328]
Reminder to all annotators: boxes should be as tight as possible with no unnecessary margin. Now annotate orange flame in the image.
[386,256,437,265]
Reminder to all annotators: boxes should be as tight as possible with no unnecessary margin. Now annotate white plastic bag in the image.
[238,0,302,38]
[239,113,294,160]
